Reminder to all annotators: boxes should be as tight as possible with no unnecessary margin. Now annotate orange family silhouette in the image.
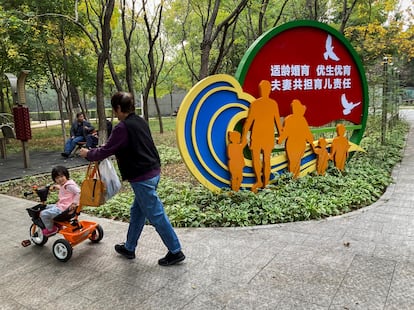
[227,131,245,191]
[227,80,351,192]
[330,123,350,171]
[240,80,282,193]
[277,99,314,178]
[314,137,329,176]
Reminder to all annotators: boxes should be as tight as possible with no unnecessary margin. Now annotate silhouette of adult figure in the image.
[241,80,282,192]
[278,99,314,178]
[330,123,350,171]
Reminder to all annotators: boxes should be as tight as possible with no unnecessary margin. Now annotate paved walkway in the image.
[0,119,87,182]
[1,111,414,309]
[0,151,88,182]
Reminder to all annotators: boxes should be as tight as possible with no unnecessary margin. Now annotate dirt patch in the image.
[161,162,198,185]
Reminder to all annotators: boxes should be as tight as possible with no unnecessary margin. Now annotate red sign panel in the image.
[236,21,366,127]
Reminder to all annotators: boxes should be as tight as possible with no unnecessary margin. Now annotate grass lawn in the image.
[7,117,179,154]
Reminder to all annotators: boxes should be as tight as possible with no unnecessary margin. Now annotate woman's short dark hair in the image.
[51,166,70,182]
[111,92,135,113]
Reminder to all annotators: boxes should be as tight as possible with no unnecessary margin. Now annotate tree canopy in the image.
[0,0,413,127]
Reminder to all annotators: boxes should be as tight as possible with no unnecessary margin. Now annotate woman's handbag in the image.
[79,162,106,207]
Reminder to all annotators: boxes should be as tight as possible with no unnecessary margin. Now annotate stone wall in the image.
[143,91,186,117]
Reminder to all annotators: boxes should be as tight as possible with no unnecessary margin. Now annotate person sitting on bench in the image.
[85,119,112,149]
[61,112,94,158]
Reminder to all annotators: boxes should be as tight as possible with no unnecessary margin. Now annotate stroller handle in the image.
[24,185,51,203]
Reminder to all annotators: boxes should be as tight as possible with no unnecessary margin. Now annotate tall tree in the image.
[141,0,165,131]
[167,0,249,81]
[120,0,141,94]
[71,0,115,142]
[338,0,359,33]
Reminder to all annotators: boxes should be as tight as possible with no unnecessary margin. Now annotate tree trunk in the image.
[57,90,66,145]
[96,53,108,143]
[198,0,219,79]
[108,53,123,91]
[197,0,248,79]
[46,54,67,142]
[125,43,134,95]
[141,0,164,130]
[152,79,163,134]
[0,80,5,113]
[120,0,138,96]
[82,89,89,116]
[339,0,358,34]
[96,0,115,145]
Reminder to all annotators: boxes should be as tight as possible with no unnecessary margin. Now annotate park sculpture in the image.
[176,20,368,193]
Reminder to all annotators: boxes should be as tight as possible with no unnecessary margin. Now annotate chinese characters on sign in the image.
[270,64,352,92]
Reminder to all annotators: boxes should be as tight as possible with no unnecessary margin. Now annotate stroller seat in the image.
[53,208,77,222]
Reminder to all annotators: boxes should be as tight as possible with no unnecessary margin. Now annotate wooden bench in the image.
[70,141,87,157]
[0,124,16,159]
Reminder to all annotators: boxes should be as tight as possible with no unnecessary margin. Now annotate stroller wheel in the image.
[29,224,48,246]
[53,239,73,262]
[89,224,104,243]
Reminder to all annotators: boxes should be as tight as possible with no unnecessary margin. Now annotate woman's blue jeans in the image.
[125,175,181,254]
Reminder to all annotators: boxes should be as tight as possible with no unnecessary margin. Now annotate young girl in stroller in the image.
[40,166,80,236]
[24,165,104,262]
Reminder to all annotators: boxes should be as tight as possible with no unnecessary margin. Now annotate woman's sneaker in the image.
[42,226,58,236]
[158,251,185,266]
[114,243,136,259]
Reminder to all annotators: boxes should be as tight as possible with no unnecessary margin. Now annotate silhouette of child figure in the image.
[313,137,329,175]
[241,80,282,193]
[278,99,314,178]
[330,123,350,171]
[227,131,245,191]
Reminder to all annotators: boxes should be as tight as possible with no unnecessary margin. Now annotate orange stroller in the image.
[24,185,104,262]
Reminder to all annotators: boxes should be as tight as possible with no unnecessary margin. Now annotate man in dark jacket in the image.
[62,112,93,157]
[79,92,185,266]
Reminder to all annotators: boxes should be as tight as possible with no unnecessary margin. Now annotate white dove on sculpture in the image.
[323,34,340,61]
[341,94,360,115]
